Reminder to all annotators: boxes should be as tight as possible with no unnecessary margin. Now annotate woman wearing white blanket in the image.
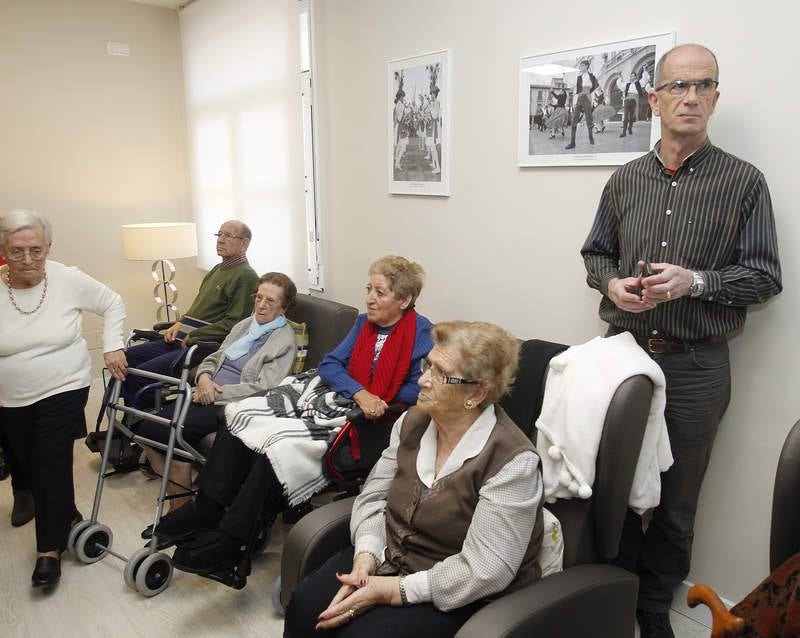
[155,256,433,578]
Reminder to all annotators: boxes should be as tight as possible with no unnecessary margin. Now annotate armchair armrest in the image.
[455,564,638,638]
[280,496,355,609]
[153,321,173,331]
[687,584,745,638]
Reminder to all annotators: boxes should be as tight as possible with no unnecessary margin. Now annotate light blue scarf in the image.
[224,314,287,361]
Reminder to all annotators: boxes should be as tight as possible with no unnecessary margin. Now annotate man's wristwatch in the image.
[689,271,705,297]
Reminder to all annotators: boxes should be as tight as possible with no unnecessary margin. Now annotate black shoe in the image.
[11,490,35,527]
[172,531,242,574]
[151,498,222,542]
[565,143,576,150]
[637,610,675,638]
[31,555,61,589]
[619,132,627,138]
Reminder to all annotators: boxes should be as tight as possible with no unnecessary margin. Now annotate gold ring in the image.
[666,290,672,300]
[348,608,355,620]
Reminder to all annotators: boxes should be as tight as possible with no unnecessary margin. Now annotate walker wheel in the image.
[67,520,92,557]
[75,523,113,564]
[135,552,173,597]
[124,548,151,590]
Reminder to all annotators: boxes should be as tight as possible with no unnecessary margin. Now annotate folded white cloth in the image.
[535,332,673,514]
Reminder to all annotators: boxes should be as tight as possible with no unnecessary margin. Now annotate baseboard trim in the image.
[671,580,736,628]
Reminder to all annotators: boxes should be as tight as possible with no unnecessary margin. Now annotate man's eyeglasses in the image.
[213,231,244,241]
[420,357,478,386]
[5,247,46,262]
[654,79,719,97]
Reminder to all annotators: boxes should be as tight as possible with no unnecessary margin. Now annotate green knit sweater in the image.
[181,261,259,341]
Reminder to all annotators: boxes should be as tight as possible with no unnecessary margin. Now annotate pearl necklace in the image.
[4,269,48,315]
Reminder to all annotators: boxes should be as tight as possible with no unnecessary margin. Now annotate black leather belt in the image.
[629,334,725,354]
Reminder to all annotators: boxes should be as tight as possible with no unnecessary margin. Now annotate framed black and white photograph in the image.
[388,49,450,196]
[518,33,674,167]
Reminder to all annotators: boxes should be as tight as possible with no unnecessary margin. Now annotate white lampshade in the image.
[121,222,198,261]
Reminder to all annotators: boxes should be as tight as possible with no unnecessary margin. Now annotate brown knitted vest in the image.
[379,405,544,593]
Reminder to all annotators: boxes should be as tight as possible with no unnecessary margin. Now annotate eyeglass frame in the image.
[213,231,245,241]
[420,357,479,386]
[653,78,719,97]
[4,246,47,262]
[250,292,284,307]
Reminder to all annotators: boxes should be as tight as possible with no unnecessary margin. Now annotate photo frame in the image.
[388,49,450,196]
[518,32,674,167]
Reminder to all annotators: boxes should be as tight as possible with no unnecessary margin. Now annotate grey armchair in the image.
[278,338,655,637]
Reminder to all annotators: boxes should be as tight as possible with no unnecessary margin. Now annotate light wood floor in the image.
[0,386,711,638]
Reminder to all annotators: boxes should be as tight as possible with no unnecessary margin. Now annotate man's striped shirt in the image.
[581,139,782,340]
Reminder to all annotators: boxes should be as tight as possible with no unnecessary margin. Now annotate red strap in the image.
[348,422,362,461]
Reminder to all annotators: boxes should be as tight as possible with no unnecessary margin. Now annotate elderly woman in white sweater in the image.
[0,209,126,590]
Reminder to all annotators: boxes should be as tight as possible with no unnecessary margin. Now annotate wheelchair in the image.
[84,322,221,473]
[171,402,405,592]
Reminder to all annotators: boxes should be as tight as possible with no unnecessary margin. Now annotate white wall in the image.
[0,0,200,372]
[312,0,799,601]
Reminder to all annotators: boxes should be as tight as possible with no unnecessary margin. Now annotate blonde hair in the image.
[368,256,425,307]
[432,321,519,406]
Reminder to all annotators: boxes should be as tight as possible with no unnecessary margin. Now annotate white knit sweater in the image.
[0,260,125,407]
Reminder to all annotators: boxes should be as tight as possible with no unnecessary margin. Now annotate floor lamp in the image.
[121,222,198,323]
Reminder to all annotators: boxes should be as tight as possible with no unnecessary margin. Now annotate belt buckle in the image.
[646,338,667,354]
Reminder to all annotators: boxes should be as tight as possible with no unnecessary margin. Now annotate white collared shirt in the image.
[351,406,542,611]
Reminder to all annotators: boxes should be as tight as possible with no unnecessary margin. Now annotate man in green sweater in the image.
[123,220,259,407]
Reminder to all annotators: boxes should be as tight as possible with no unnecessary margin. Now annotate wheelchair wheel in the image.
[135,552,173,597]
[124,548,151,590]
[67,520,92,557]
[272,576,284,615]
[75,523,113,564]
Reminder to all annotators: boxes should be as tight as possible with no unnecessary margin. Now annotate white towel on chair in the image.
[535,332,673,514]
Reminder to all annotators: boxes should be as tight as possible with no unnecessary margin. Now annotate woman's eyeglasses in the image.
[420,357,478,385]
[5,247,46,262]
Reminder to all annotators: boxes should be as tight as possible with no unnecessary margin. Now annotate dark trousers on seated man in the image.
[614,336,731,612]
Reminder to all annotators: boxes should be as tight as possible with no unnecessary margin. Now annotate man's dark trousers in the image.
[615,339,732,612]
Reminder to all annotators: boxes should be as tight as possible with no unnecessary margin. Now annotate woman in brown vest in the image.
[284,321,545,638]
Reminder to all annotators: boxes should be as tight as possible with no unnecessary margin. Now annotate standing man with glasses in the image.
[581,44,782,638]
[123,220,259,408]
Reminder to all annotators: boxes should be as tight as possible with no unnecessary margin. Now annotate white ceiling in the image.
[126,0,184,9]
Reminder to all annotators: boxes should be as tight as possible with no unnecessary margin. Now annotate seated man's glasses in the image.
[213,231,244,241]
[654,78,719,97]
[420,357,478,386]
[6,247,46,262]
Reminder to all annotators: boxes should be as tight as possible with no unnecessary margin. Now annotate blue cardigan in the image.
[318,313,433,407]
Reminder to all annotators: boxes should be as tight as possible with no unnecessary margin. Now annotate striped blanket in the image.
[224,371,355,506]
